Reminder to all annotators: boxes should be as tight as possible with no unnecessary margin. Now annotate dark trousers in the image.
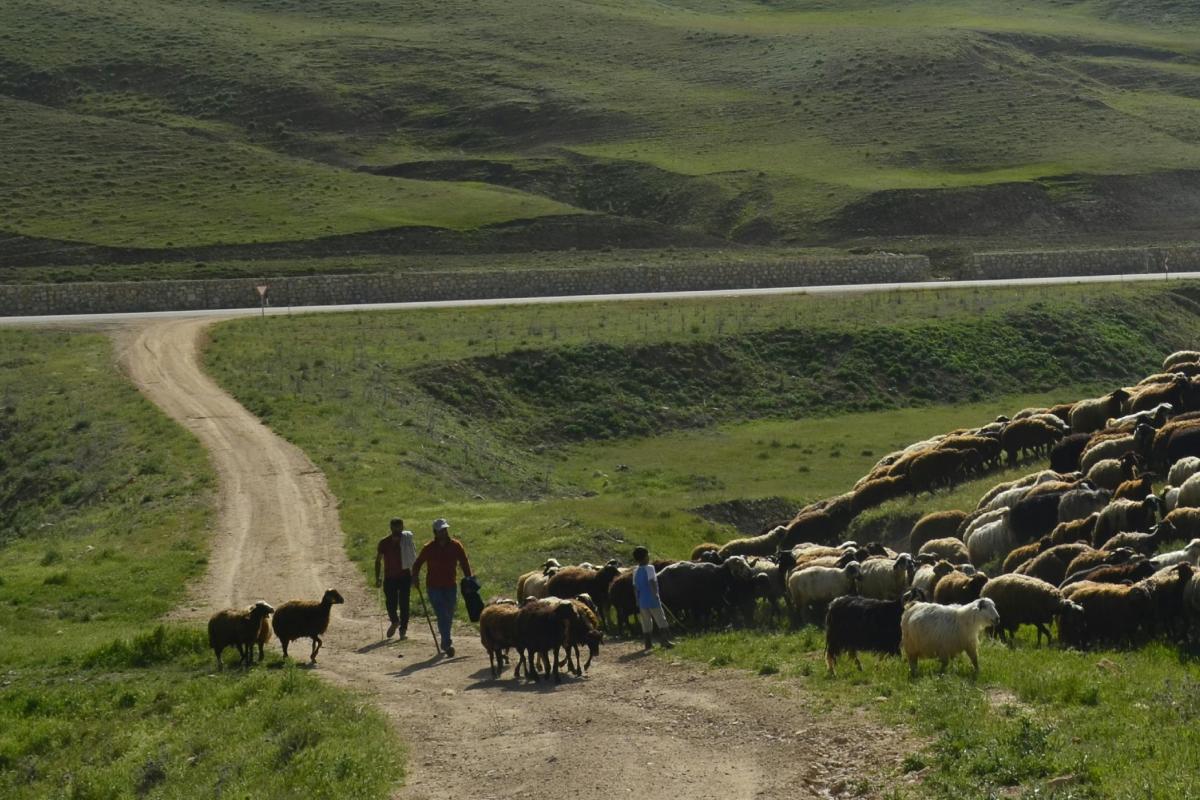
[383,575,412,629]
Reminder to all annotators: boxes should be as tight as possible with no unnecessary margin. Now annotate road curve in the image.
[109,316,918,800]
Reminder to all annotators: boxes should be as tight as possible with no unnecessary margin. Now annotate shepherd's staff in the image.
[413,581,441,657]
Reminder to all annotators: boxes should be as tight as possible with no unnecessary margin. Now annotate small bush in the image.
[82,625,207,669]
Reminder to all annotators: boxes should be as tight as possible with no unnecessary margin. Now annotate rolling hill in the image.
[4,0,1200,277]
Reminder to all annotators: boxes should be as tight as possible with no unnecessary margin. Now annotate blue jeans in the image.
[427,587,457,649]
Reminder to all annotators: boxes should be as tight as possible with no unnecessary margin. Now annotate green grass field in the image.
[0,329,402,799]
[202,282,1200,795]
[4,0,1200,276]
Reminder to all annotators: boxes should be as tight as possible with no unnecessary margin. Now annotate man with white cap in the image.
[412,517,473,657]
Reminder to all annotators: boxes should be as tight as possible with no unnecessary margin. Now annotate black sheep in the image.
[824,589,924,675]
[1008,490,1067,544]
[1049,433,1092,473]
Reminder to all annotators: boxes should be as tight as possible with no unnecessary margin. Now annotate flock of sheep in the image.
[208,588,344,670]
[503,349,1200,679]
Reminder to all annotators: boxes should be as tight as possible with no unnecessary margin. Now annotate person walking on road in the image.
[375,518,417,639]
[632,545,673,651]
[412,518,473,657]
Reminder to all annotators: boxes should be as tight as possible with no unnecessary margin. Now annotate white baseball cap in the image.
[433,518,449,532]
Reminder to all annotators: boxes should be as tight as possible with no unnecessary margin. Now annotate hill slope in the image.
[5,0,1200,273]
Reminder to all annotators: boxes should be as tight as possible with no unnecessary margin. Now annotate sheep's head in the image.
[1110,388,1132,406]
[1057,599,1085,628]
[1134,422,1156,450]
[933,560,955,579]
[250,600,274,619]
[1104,548,1136,565]
[1143,493,1163,519]
[322,588,345,606]
[902,587,926,604]
[775,549,797,574]
[574,593,598,614]
[895,553,915,581]
[972,597,1001,626]
[723,556,753,581]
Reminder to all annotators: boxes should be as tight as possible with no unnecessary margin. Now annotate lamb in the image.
[1079,423,1154,474]
[271,588,344,663]
[515,598,577,683]
[911,560,956,599]
[1049,433,1093,472]
[1059,581,1153,648]
[787,562,861,625]
[478,599,521,678]
[1163,350,1200,371]
[1000,418,1064,464]
[208,601,275,670]
[717,526,787,559]
[900,598,1001,677]
[1091,496,1162,546]
[933,571,989,605]
[909,510,968,554]
[544,561,622,625]
[858,554,916,600]
[516,558,562,600]
[979,574,1082,646]
[1149,538,1200,569]
[918,537,970,564]
[1070,389,1131,434]
[824,589,924,675]
[564,596,604,675]
[1168,456,1200,488]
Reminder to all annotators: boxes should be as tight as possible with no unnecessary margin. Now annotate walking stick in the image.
[414,581,441,656]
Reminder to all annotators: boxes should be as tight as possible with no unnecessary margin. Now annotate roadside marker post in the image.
[255,284,269,316]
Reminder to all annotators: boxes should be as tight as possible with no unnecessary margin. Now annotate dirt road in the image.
[115,317,917,800]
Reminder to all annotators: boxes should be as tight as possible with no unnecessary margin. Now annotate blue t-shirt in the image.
[633,563,661,610]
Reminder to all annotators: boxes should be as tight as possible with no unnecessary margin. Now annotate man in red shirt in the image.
[412,518,472,657]
[375,518,415,639]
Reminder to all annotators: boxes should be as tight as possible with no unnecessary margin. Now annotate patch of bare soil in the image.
[115,317,919,800]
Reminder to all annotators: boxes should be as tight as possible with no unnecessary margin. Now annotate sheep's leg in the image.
[967,648,979,677]
[938,657,949,674]
[853,651,863,672]
[280,638,290,658]
[310,635,322,663]
[214,647,224,671]
[825,650,836,676]
[1035,623,1051,647]
[908,655,919,677]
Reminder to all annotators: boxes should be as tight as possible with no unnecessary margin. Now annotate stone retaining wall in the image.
[969,246,1200,280]
[0,255,930,316]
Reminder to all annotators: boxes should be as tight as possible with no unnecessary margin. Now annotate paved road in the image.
[3,270,1197,327]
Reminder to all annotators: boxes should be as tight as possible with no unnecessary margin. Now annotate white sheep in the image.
[1092,496,1162,546]
[1168,456,1200,488]
[1163,351,1200,371]
[858,554,915,600]
[975,470,1060,511]
[1177,472,1200,509]
[1079,424,1154,474]
[1057,485,1111,523]
[900,598,1001,677]
[1106,403,1173,430]
[1150,538,1200,569]
[1070,390,1131,434]
[1166,486,1181,514]
[911,560,956,598]
[787,562,861,624]
[964,508,1009,542]
[966,511,1015,566]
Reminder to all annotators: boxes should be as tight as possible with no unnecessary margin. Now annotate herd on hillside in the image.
[211,349,1200,683]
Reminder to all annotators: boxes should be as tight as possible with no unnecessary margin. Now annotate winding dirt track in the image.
[115,316,916,800]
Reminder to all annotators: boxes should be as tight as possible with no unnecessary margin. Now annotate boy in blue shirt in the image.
[632,545,674,650]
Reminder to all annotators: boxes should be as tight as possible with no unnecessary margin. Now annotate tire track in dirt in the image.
[115,316,918,800]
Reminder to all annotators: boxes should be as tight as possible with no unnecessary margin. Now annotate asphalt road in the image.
[2,269,1197,327]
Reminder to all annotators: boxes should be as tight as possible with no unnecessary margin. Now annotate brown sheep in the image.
[516,558,561,599]
[933,571,989,605]
[1129,374,1189,415]
[1113,473,1156,502]
[918,537,970,564]
[1064,548,1136,581]
[781,511,844,549]
[980,573,1082,646]
[564,595,604,675]
[479,600,521,677]
[272,588,344,663]
[1048,402,1076,423]
[1001,418,1064,464]
[907,448,967,495]
[515,598,578,683]
[690,542,722,561]
[1070,389,1131,434]
[717,526,787,560]
[1002,537,1052,575]
[1164,351,1200,371]
[208,601,274,670]
[850,476,908,515]
[1059,582,1153,647]
[1049,513,1098,545]
[544,562,622,626]
[910,510,968,554]
[1163,507,1200,540]
[1017,543,1094,586]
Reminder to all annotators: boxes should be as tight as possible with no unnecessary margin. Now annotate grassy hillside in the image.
[203,281,1200,797]
[0,329,402,799]
[5,0,1200,278]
